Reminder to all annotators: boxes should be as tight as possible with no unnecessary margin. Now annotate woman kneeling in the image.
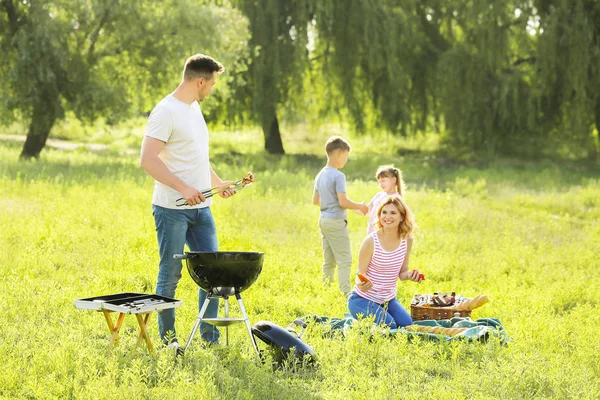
[348,196,423,328]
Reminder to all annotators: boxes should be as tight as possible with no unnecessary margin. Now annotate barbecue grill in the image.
[174,251,264,355]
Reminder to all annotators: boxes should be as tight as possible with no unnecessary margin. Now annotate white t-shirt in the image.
[145,94,212,209]
[367,192,402,234]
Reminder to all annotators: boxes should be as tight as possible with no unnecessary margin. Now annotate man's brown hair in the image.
[325,136,351,155]
[183,54,224,81]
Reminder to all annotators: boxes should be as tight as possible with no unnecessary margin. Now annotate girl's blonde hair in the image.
[376,165,404,196]
[375,196,416,239]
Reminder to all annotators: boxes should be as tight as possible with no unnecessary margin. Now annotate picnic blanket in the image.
[289,315,509,343]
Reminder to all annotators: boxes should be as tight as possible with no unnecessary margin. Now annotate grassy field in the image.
[1,129,599,399]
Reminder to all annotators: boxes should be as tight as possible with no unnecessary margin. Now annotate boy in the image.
[312,136,369,296]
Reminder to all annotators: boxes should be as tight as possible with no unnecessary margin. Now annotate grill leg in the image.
[235,293,260,357]
[224,297,230,347]
[184,294,212,352]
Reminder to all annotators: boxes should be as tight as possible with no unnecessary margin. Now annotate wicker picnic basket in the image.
[410,305,471,321]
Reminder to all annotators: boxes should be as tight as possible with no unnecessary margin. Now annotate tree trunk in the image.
[263,114,285,154]
[20,101,58,159]
[591,98,600,163]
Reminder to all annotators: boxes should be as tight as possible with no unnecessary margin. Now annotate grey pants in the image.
[319,217,352,295]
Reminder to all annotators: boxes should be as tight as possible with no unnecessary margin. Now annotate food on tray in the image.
[433,295,452,307]
[454,295,489,311]
[411,292,489,311]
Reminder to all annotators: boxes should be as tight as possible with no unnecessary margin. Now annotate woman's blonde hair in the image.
[375,196,416,239]
[376,165,404,196]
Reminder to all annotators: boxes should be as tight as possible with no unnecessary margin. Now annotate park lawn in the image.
[0,132,599,400]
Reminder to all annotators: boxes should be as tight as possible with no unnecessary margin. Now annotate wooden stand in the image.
[75,292,182,353]
[101,310,154,352]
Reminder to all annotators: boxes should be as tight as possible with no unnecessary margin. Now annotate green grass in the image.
[1,132,599,399]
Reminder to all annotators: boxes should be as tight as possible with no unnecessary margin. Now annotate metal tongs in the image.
[175,172,254,207]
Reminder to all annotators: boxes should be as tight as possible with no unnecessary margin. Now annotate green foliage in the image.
[4,0,600,159]
[226,0,315,152]
[233,0,312,124]
[313,0,428,135]
[228,0,600,159]
[410,0,600,158]
[0,0,249,156]
[535,0,600,155]
[1,136,599,398]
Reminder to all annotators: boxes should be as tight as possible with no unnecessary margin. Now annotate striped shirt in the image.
[354,232,407,304]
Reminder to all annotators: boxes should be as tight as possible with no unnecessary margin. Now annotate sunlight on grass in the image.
[1,138,599,398]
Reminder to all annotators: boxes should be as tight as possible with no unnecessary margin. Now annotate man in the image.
[140,54,234,350]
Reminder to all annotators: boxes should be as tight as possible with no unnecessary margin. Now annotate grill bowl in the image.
[183,251,264,294]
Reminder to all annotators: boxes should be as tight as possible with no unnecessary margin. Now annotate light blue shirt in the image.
[314,167,347,219]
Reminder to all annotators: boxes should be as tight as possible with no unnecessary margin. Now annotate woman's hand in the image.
[407,269,424,283]
[355,279,373,292]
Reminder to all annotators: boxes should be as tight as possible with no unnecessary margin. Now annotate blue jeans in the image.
[153,205,220,344]
[347,292,412,328]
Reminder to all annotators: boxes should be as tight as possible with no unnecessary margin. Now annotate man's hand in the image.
[217,180,237,198]
[181,186,206,206]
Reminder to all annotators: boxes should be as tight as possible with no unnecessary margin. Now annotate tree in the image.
[431,1,538,155]
[426,0,600,159]
[230,0,430,153]
[233,0,600,159]
[534,0,600,159]
[311,0,433,135]
[0,0,249,159]
[230,0,314,154]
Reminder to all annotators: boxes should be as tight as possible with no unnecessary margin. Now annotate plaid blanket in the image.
[289,315,509,343]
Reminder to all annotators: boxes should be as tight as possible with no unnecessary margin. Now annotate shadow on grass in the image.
[2,138,598,192]
[178,345,324,399]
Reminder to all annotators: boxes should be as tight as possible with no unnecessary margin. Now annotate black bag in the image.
[252,321,316,367]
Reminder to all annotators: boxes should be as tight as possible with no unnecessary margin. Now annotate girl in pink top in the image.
[348,196,423,328]
[365,166,405,235]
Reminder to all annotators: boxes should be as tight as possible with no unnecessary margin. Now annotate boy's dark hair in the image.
[325,136,351,155]
[183,54,224,81]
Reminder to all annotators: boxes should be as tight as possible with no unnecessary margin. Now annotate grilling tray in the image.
[75,292,181,314]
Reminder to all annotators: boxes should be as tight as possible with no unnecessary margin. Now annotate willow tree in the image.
[229,0,599,158]
[0,0,248,159]
[314,0,600,158]
[229,0,315,154]
[231,0,437,153]
[311,0,438,136]
[411,0,600,158]
[429,1,538,155]
[534,0,600,159]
